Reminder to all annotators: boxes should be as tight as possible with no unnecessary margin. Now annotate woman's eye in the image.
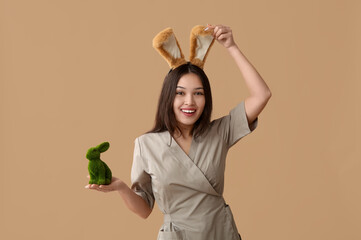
[176,92,184,95]
[195,92,204,95]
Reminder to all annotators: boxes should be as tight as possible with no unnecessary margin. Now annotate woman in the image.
[86,24,271,240]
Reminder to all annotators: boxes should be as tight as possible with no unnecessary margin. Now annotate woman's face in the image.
[173,73,205,131]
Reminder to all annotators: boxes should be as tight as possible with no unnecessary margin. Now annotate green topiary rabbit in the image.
[86,142,112,185]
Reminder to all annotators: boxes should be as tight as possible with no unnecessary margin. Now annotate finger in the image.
[87,186,98,191]
[204,25,215,32]
[209,25,227,37]
[218,27,231,39]
[206,24,225,33]
[214,26,226,36]
[90,185,104,192]
[215,27,227,39]
[213,26,219,35]
[89,184,99,189]
[214,24,225,31]
[205,24,215,29]
[217,32,232,41]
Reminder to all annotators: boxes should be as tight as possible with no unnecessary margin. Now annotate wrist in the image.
[116,181,128,193]
[226,43,239,51]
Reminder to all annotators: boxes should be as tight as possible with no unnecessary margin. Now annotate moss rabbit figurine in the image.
[86,142,112,185]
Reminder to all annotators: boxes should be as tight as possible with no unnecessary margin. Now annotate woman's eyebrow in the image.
[176,86,204,90]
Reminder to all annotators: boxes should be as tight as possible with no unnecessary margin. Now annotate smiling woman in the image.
[86,24,271,240]
[148,63,212,139]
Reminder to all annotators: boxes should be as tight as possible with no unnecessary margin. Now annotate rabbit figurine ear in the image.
[96,142,110,153]
[153,28,187,69]
[189,25,215,69]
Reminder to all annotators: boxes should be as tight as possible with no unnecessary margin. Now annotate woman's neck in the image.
[174,125,193,139]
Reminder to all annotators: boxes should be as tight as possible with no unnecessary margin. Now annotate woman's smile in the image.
[181,108,196,116]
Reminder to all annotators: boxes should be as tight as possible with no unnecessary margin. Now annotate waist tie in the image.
[163,213,171,223]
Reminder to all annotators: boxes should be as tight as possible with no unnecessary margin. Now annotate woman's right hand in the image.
[85,176,126,193]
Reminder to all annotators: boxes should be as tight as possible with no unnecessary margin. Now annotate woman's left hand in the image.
[206,24,236,49]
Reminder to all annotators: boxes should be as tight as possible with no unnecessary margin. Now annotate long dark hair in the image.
[147,63,213,138]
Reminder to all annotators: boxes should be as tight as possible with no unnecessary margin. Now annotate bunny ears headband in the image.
[153,25,215,70]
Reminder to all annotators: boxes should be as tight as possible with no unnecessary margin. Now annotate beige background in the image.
[1,0,360,239]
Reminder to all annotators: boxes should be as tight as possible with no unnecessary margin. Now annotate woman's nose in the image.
[184,94,195,105]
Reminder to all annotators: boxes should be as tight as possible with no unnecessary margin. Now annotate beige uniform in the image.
[131,101,258,240]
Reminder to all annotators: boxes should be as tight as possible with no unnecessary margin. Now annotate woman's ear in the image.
[189,25,215,69]
[153,27,187,69]
[96,142,110,153]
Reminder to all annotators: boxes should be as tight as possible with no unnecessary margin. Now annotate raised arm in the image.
[85,176,152,219]
[207,24,272,125]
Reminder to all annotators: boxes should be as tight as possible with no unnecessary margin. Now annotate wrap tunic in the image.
[131,101,258,240]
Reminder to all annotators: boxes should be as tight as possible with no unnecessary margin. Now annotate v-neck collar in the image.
[166,131,220,197]
[167,131,197,161]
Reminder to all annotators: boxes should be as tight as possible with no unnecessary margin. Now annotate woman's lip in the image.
[181,111,195,117]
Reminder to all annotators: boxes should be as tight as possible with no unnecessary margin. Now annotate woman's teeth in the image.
[181,109,195,113]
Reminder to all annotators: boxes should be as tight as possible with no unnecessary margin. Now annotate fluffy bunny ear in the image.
[189,25,215,69]
[153,27,187,69]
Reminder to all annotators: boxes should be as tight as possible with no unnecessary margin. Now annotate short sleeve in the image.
[130,137,155,210]
[218,101,258,148]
